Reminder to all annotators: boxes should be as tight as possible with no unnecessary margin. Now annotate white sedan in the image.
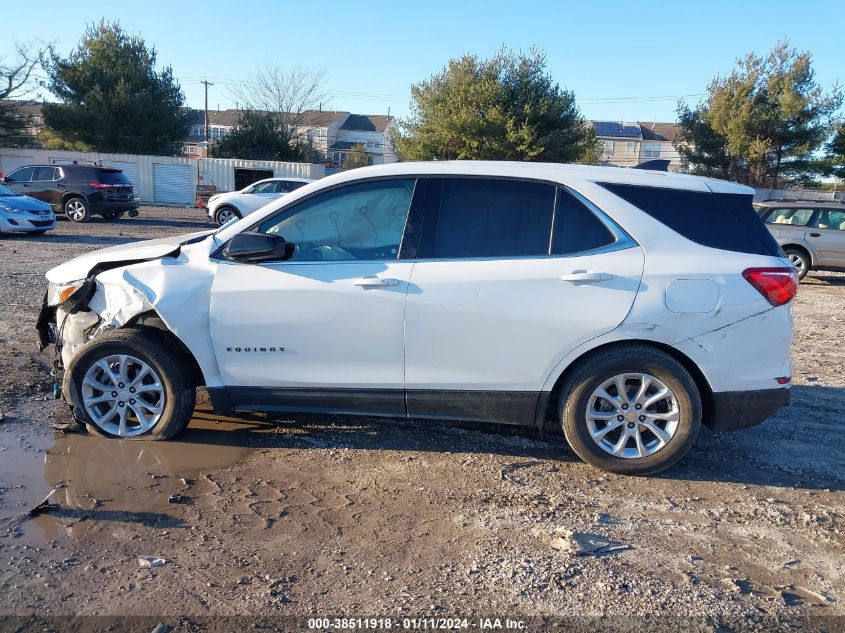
[206,177,313,225]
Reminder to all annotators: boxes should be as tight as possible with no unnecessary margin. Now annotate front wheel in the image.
[63,328,195,440]
[784,248,810,280]
[559,345,702,475]
[214,205,241,226]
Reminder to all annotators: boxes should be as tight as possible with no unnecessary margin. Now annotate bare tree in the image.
[1,43,47,147]
[228,61,327,128]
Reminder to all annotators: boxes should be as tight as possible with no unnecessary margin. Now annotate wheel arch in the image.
[540,339,714,431]
[123,311,205,386]
[780,242,814,265]
[61,191,89,206]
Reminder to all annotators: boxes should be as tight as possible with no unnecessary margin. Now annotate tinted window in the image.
[258,179,415,261]
[553,188,615,254]
[600,183,781,256]
[97,169,130,185]
[428,178,555,258]
[33,167,57,181]
[764,207,814,226]
[6,167,35,182]
[278,181,307,193]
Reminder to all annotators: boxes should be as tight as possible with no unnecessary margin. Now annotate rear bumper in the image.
[89,199,139,212]
[705,387,790,431]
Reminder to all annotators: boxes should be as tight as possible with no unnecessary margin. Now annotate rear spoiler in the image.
[633,159,670,172]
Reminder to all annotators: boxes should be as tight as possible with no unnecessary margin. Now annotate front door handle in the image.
[809,232,821,237]
[353,277,399,288]
[561,271,613,283]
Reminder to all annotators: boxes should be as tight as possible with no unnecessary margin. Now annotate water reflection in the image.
[32,408,266,540]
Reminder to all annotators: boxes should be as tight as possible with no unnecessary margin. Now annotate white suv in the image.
[38,162,796,475]
[206,177,313,225]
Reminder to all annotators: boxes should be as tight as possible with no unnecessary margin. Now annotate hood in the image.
[0,194,51,212]
[45,230,214,284]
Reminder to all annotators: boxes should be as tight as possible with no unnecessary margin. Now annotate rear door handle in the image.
[561,271,613,283]
[353,277,399,288]
[809,232,821,237]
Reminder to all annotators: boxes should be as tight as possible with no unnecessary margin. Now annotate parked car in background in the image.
[755,199,845,279]
[39,162,796,476]
[0,181,55,235]
[2,163,139,223]
[206,177,313,225]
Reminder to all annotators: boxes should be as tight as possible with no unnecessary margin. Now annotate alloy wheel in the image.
[66,199,86,221]
[81,354,165,437]
[216,207,238,225]
[585,373,680,459]
[787,252,807,276]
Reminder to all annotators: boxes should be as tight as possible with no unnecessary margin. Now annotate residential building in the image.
[590,120,682,171]
[181,109,397,167]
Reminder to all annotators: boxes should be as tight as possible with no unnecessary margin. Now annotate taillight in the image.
[89,182,112,190]
[742,267,798,307]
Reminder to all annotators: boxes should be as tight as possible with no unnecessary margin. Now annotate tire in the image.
[559,344,702,475]
[64,196,91,223]
[63,328,196,440]
[784,248,810,280]
[214,205,241,226]
[101,210,125,220]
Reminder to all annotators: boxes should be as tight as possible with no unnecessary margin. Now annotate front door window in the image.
[257,179,415,262]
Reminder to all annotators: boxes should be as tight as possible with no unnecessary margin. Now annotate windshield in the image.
[0,182,20,196]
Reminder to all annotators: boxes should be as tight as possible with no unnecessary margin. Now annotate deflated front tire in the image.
[63,328,195,440]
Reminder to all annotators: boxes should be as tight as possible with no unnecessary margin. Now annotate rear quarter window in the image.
[599,183,781,256]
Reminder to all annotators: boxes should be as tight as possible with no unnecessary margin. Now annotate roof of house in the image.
[340,114,393,132]
[639,122,680,142]
[591,121,642,139]
[294,110,348,127]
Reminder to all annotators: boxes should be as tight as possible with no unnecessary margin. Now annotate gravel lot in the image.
[0,207,843,631]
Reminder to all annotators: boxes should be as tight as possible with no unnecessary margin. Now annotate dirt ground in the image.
[0,207,843,632]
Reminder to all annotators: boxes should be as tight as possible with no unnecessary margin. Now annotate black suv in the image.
[1,163,139,222]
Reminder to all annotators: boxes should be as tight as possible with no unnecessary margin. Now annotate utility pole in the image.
[201,80,214,145]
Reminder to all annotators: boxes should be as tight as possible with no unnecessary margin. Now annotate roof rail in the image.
[50,158,101,167]
[760,197,845,204]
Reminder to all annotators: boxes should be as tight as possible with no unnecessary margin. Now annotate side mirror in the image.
[224,232,294,263]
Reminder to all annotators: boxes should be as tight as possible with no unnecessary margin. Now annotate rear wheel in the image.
[64,197,90,223]
[559,345,701,475]
[784,248,810,280]
[214,205,240,226]
[63,328,195,440]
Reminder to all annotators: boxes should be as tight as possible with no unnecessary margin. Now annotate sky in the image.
[4,0,844,123]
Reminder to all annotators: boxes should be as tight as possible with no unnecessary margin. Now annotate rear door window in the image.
[552,188,616,254]
[813,209,845,230]
[422,178,555,259]
[599,183,781,256]
[33,167,58,181]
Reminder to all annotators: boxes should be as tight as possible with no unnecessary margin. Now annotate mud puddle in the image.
[0,407,270,546]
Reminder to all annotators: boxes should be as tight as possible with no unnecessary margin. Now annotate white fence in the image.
[754,187,845,202]
[0,148,325,205]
